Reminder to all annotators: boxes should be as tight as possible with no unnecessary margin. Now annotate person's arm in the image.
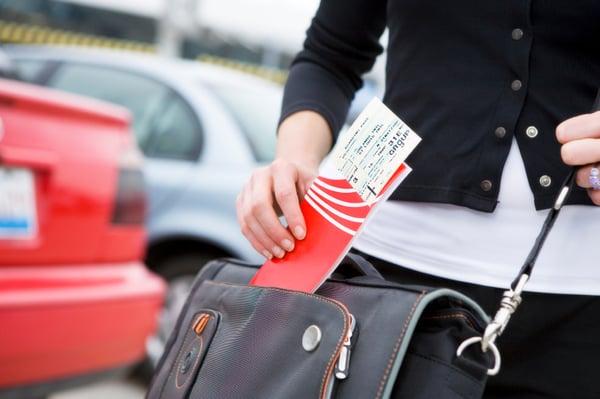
[237,0,387,259]
[280,0,387,142]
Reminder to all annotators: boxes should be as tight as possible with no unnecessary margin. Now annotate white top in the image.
[353,139,600,295]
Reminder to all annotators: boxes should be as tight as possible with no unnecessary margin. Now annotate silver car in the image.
[7,45,276,363]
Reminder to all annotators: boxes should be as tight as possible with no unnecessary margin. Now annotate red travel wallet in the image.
[250,163,410,293]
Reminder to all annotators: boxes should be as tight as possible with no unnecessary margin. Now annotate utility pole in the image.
[157,0,200,57]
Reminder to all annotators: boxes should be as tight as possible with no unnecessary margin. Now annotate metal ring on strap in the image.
[456,336,501,376]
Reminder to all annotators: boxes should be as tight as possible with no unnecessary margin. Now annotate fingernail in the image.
[281,239,294,251]
[294,226,306,240]
[262,250,273,260]
[272,246,285,258]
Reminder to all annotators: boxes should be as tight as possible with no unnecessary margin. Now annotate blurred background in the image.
[0,1,384,398]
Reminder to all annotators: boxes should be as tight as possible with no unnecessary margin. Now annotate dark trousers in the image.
[352,249,600,399]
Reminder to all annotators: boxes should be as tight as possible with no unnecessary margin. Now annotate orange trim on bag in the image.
[193,313,211,336]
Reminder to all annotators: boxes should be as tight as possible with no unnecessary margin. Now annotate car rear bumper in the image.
[0,261,166,389]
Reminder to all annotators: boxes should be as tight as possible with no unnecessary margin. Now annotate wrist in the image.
[276,110,333,171]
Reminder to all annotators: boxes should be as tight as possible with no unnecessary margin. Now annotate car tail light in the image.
[111,140,146,225]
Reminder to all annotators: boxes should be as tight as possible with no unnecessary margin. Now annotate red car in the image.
[0,79,165,397]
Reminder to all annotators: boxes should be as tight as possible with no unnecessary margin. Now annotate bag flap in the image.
[149,279,351,399]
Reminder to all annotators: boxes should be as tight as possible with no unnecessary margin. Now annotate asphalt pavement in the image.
[50,377,145,399]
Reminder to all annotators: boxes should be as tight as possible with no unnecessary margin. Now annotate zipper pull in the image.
[335,314,355,380]
[193,313,211,335]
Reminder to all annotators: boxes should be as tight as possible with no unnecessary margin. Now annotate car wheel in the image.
[135,252,222,381]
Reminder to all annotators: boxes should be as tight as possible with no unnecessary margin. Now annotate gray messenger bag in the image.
[146,169,579,399]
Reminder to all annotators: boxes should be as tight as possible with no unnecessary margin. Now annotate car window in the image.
[207,82,279,162]
[47,63,171,154]
[144,93,203,161]
[12,59,48,82]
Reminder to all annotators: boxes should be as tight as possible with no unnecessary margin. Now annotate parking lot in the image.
[51,378,145,399]
[0,1,374,397]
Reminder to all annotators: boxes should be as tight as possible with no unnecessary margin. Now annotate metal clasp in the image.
[456,336,501,376]
[481,274,528,351]
[554,186,571,210]
[456,274,529,376]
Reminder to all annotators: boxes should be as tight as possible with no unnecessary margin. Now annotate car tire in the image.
[134,251,224,382]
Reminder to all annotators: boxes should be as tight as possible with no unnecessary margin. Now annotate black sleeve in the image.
[279,0,387,143]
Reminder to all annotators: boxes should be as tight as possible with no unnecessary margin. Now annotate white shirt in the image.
[353,140,600,295]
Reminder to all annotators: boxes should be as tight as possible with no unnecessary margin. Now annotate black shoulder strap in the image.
[510,169,576,288]
[460,96,600,374]
[511,91,600,289]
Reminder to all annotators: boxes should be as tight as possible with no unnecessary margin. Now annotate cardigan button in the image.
[539,175,552,188]
[480,180,493,192]
[494,126,507,139]
[512,28,524,40]
[526,126,538,138]
[511,80,522,91]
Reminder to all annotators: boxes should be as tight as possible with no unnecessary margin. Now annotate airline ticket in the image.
[250,97,421,293]
[333,98,421,203]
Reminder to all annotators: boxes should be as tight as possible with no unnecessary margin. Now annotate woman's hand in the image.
[236,110,333,259]
[236,159,317,259]
[556,110,600,205]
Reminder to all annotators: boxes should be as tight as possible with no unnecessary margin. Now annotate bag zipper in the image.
[322,307,356,399]
[422,308,485,331]
[193,313,211,335]
[335,314,356,379]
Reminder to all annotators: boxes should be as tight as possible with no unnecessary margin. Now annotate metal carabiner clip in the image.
[456,336,501,376]
[456,274,529,376]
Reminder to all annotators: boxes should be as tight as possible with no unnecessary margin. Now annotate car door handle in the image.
[0,146,57,171]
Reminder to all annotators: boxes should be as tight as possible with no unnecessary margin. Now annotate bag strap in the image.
[458,95,600,376]
[457,169,578,376]
[336,252,385,280]
[495,95,600,342]
[510,169,576,289]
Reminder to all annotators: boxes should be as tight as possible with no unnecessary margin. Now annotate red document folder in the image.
[250,98,420,293]
[250,163,412,293]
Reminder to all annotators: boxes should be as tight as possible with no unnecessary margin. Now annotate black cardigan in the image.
[280,0,600,212]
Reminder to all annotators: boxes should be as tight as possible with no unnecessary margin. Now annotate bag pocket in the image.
[183,281,352,399]
[392,307,490,399]
[159,310,220,399]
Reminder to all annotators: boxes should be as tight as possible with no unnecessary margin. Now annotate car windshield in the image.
[206,81,280,162]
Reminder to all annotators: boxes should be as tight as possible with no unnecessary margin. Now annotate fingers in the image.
[237,165,299,259]
[560,138,600,166]
[576,165,595,188]
[297,171,316,199]
[272,160,306,240]
[237,169,281,259]
[555,112,600,206]
[237,159,317,258]
[250,173,296,254]
[588,189,600,206]
[556,111,600,144]
[241,222,275,260]
[573,165,600,206]
[237,188,274,259]
[246,217,286,259]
